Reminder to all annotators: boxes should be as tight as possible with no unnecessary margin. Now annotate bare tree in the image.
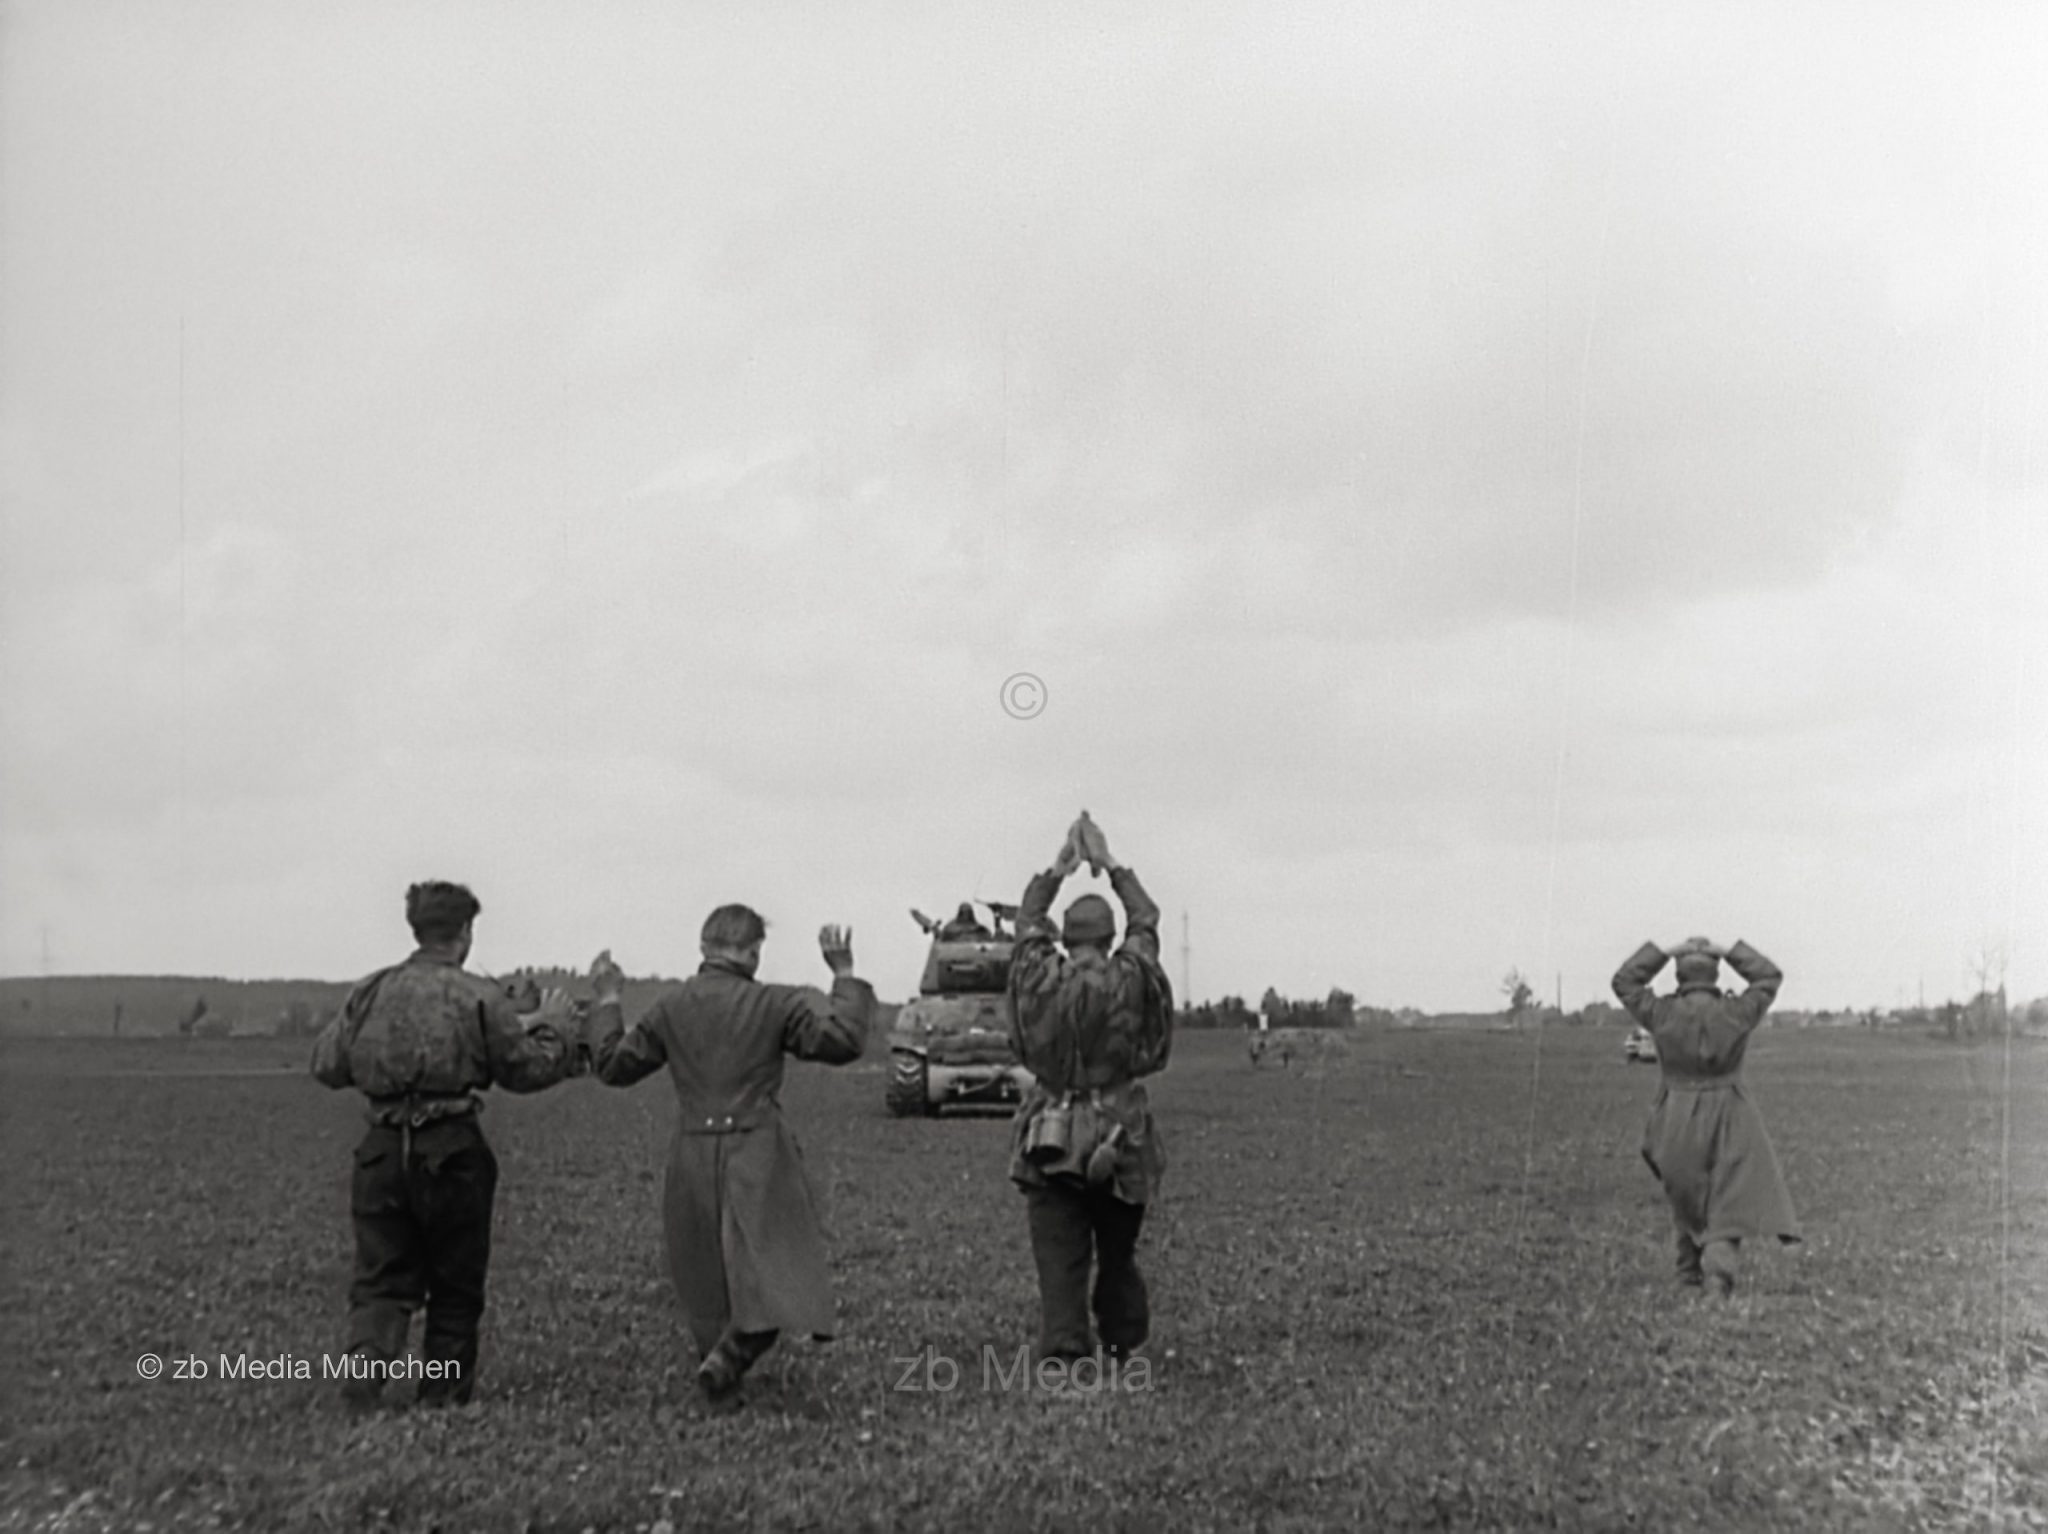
[1963,942,2009,1040]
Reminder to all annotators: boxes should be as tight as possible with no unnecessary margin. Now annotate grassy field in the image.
[3,1025,2044,1532]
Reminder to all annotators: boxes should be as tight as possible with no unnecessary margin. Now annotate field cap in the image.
[1061,894,1115,944]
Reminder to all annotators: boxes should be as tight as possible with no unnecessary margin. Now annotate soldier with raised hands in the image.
[1006,812,1174,1365]
[311,880,579,1408]
[1612,934,1802,1298]
[586,909,874,1406]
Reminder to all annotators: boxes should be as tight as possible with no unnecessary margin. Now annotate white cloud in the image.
[3,3,2044,1007]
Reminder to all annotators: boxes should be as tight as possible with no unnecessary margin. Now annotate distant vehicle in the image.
[887,902,1034,1117]
[1624,1025,1658,1064]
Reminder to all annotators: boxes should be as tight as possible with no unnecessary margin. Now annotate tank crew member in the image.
[939,902,993,941]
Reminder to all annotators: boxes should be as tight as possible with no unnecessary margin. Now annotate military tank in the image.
[886,901,1035,1117]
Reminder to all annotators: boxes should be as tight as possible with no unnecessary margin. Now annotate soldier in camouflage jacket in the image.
[1006,813,1173,1362]
[312,881,578,1405]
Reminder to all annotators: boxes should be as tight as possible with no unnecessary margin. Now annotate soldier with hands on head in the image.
[586,909,875,1405]
[1612,934,1802,1298]
[1007,811,1174,1364]
[311,880,579,1408]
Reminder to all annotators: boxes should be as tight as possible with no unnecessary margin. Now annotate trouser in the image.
[1024,1181,1149,1360]
[344,1116,498,1403]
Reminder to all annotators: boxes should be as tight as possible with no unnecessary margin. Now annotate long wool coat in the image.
[590,960,873,1354]
[1613,941,1802,1247]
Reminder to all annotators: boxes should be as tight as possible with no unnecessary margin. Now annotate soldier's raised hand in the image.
[528,986,575,1029]
[819,925,856,977]
[589,948,626,1001]
[1052,820,1084,878]
[1075,809,1115,874]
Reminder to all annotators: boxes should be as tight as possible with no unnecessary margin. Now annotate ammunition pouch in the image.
[1024,1091,1127,1187]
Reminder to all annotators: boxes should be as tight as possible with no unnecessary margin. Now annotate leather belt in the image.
[366,1091,481,1128]
[366,1092,480,1162]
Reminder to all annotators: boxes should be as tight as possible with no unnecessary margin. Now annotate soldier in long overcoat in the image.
[587,907,873,1402]
[311,881,578,1406]
[1612,935,1802,1297]
[1007,813,1173,1361]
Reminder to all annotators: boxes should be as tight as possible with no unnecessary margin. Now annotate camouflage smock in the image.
[1006,865,1174,1205]
[589,960,874,1354]
[1613,940,1802,1247]
[310,950,574,1118]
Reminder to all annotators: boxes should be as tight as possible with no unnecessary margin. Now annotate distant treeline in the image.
[1177,990,2048,1037]
[3,969,680,1040]
[0,976,355,1039]
[1177,991,1570,1030]
[1178,990,1380,1031]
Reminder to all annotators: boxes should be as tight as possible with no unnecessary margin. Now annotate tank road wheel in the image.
[887,1050,934,1117]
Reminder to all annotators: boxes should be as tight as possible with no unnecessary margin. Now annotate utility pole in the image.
[1181,910,1191,1004]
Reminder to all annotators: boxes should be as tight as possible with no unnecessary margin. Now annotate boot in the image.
[1701,1238,1740,1300]
[1674,1231,1704,1288]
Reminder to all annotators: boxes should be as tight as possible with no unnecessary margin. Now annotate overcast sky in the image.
[3,3,2043,1011]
